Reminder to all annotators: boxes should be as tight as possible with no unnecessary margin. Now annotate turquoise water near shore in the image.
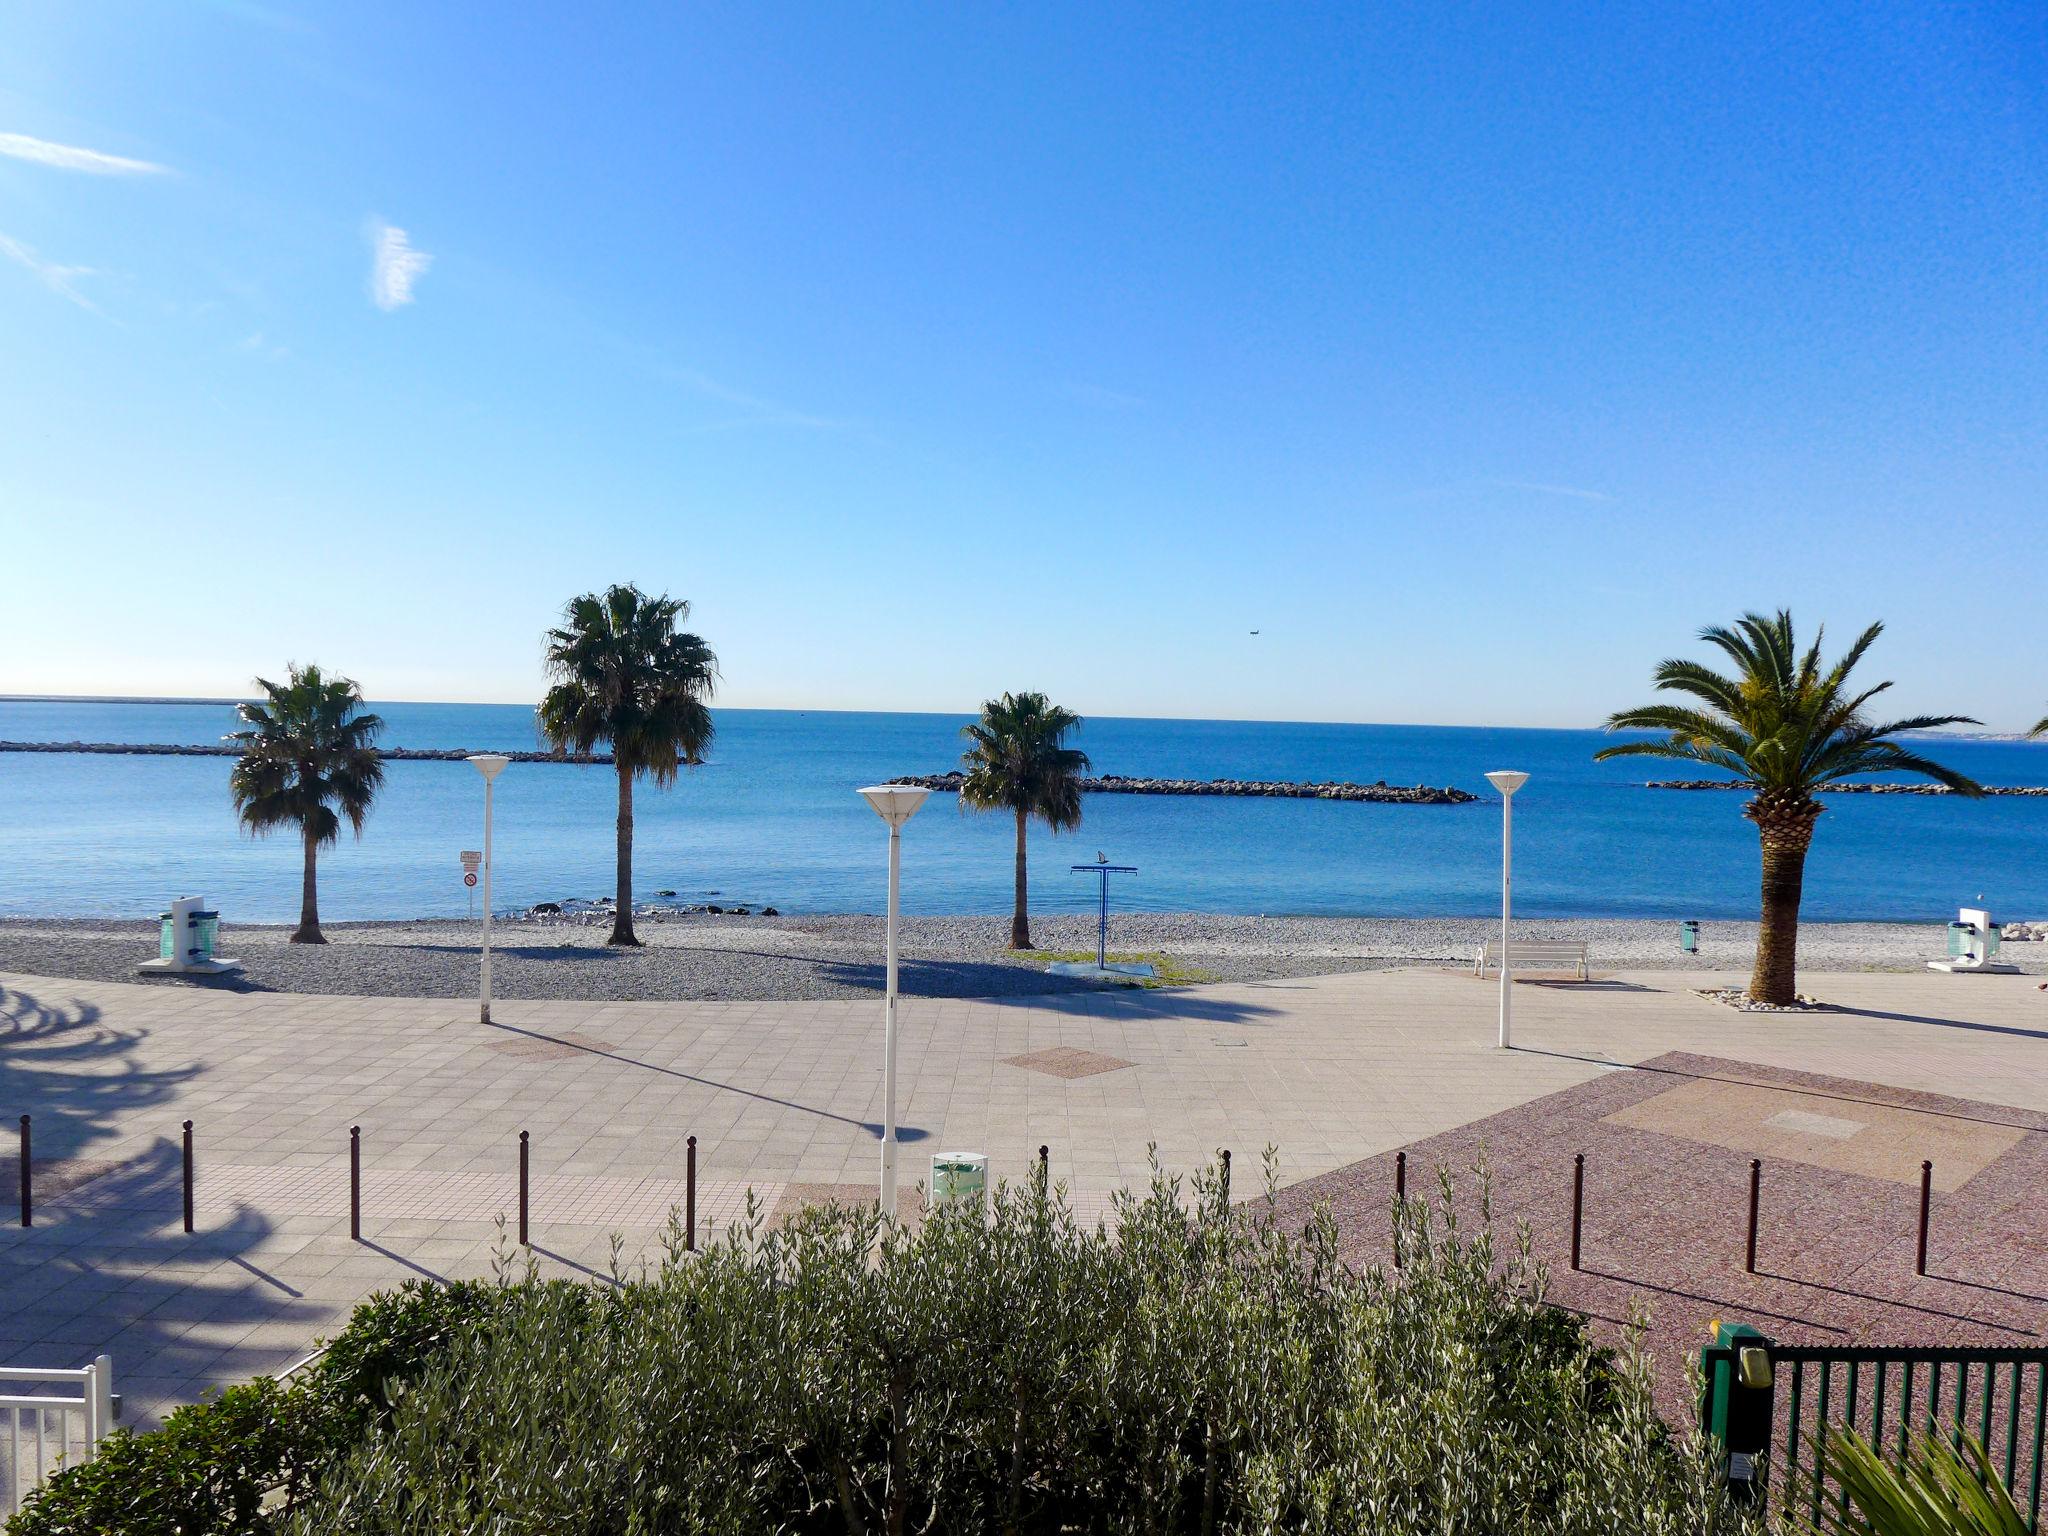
[2,699,2044,923]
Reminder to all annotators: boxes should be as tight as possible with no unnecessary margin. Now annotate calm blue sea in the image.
[2,699,2044,924]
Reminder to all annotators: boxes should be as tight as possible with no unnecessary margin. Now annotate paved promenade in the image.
[3,963,2045,1427]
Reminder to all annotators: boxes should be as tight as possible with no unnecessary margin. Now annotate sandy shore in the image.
[1,913,2039,1001]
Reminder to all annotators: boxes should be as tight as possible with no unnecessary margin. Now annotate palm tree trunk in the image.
[1010,807,1031,950]
[610,762,639,946]
[293,830,324,944]
[1747,794,1820,1004]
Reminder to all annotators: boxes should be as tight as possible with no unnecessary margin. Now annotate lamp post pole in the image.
[858,785,929,1221]
[1484,771,1529,1049]
[882,815,903,1216]
[468,756,511,1025]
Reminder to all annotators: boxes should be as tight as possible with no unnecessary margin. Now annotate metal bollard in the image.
[1038,1143,1050,1195]
[1916,1159,1932,1276]
[685,1135,697,1252]
[1220,1148,1231,1203]
[349,1125,361,1242]
[1570,1152,1584,1271]
[1393,1150,1407,1270]
[1745,1158,1760,1274]
[18,1114,28,1229]
[183,1120,195,1234]
[518,1131,529,1247]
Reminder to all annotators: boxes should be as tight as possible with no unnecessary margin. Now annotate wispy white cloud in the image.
[367,221,431,311]
[0,132,168,176]
[1063,381,1147,410]
[1485,478,1615,503]
[0,232,101,311]
[236,330,288,358]
[1399,477,1617,506]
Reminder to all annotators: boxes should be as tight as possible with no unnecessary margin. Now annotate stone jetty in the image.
[889,771,1477,805]
[1645,779,2048,796]
[0,741,612,764]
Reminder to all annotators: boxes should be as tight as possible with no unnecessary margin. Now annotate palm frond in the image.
[227,664,384,847]
[1602,611,1976,801]
[537,584,719,780]
[1592,739,1753,778]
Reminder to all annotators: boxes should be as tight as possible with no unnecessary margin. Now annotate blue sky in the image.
[3,2,2043,728]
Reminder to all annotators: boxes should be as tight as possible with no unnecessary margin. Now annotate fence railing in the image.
[1,1355,115,1518]
[1701,1343,2048,1529]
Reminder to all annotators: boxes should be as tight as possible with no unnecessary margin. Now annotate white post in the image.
[90,1354,112,1447]
[1498,788,1513,1049]
[481,773,495,1025]
[857,784,927,1224]
[1484,770,1528,1050]
[468,755,511,1026]
[881,820,901,1219]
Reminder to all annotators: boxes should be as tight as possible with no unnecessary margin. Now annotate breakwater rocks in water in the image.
[890,771,1478,805]
[1645,779,2048,797]
[0,740,613,764]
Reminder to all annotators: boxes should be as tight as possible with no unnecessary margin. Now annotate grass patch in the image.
[1017,949,1221,986]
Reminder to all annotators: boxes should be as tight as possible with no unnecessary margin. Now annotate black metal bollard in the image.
[1570,1152,1585,1271]
[685,1135,697,1252]
[1219,1148,1231,1203]
[1745,1158,1760,1274]
[1916,1159,1932,1276]
[349,1125,361,1242]
[1393,1150,1408,1270]
[18,1114,29,1229]
[1038,1143,1050,1195]
[183,1120,195,1235]
[518,1131,529,1247]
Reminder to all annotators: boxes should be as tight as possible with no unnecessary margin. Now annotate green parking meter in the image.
[1700,1320,1775,1503]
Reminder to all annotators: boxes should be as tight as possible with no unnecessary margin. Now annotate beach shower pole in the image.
[1484,771,1529,1049]
[468,755,511,1025]
[859,785,930,1221]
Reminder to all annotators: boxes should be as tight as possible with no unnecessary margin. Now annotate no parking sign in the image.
[460,850,482,889]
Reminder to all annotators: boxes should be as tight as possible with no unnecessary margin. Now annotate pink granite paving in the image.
[1269,1052,2048,1421]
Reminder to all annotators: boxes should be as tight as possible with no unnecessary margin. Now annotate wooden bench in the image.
[1473,939,1590,980]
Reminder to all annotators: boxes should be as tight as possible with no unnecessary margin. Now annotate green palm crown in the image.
[1592,610,1983,799]
[537,585,718,778]
[226,664,385,846]
[959,692,1090,827]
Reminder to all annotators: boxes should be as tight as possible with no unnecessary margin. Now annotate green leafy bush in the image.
[3,1376,319,1536]
[291,1162,1740,1535]
[6,1277,505,1535]
[12,1163,1745,1535]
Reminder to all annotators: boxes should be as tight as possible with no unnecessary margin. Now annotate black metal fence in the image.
[1700,1343,2048,1528]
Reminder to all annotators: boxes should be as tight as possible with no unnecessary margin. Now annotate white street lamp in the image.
[468,755,511,1024]
[1484,770,1529,1049]
[858,783,930,1220]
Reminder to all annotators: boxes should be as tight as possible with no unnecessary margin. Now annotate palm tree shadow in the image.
[0,984,203,1162]
[2,1139,319,1430]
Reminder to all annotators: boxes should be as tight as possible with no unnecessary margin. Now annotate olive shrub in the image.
[294,1160,1746,1536]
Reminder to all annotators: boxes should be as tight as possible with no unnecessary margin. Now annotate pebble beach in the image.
[2,912,2038,1002]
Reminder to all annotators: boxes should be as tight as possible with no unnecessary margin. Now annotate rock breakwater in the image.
[0,740,612,764]
[1645,779,2048,796]
[889,771,1477,805]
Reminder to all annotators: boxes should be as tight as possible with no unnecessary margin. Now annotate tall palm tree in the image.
[1596,612,1980,1004]
[227,665,384,945]
[538,584,717,947]
[959,691,1090,950]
